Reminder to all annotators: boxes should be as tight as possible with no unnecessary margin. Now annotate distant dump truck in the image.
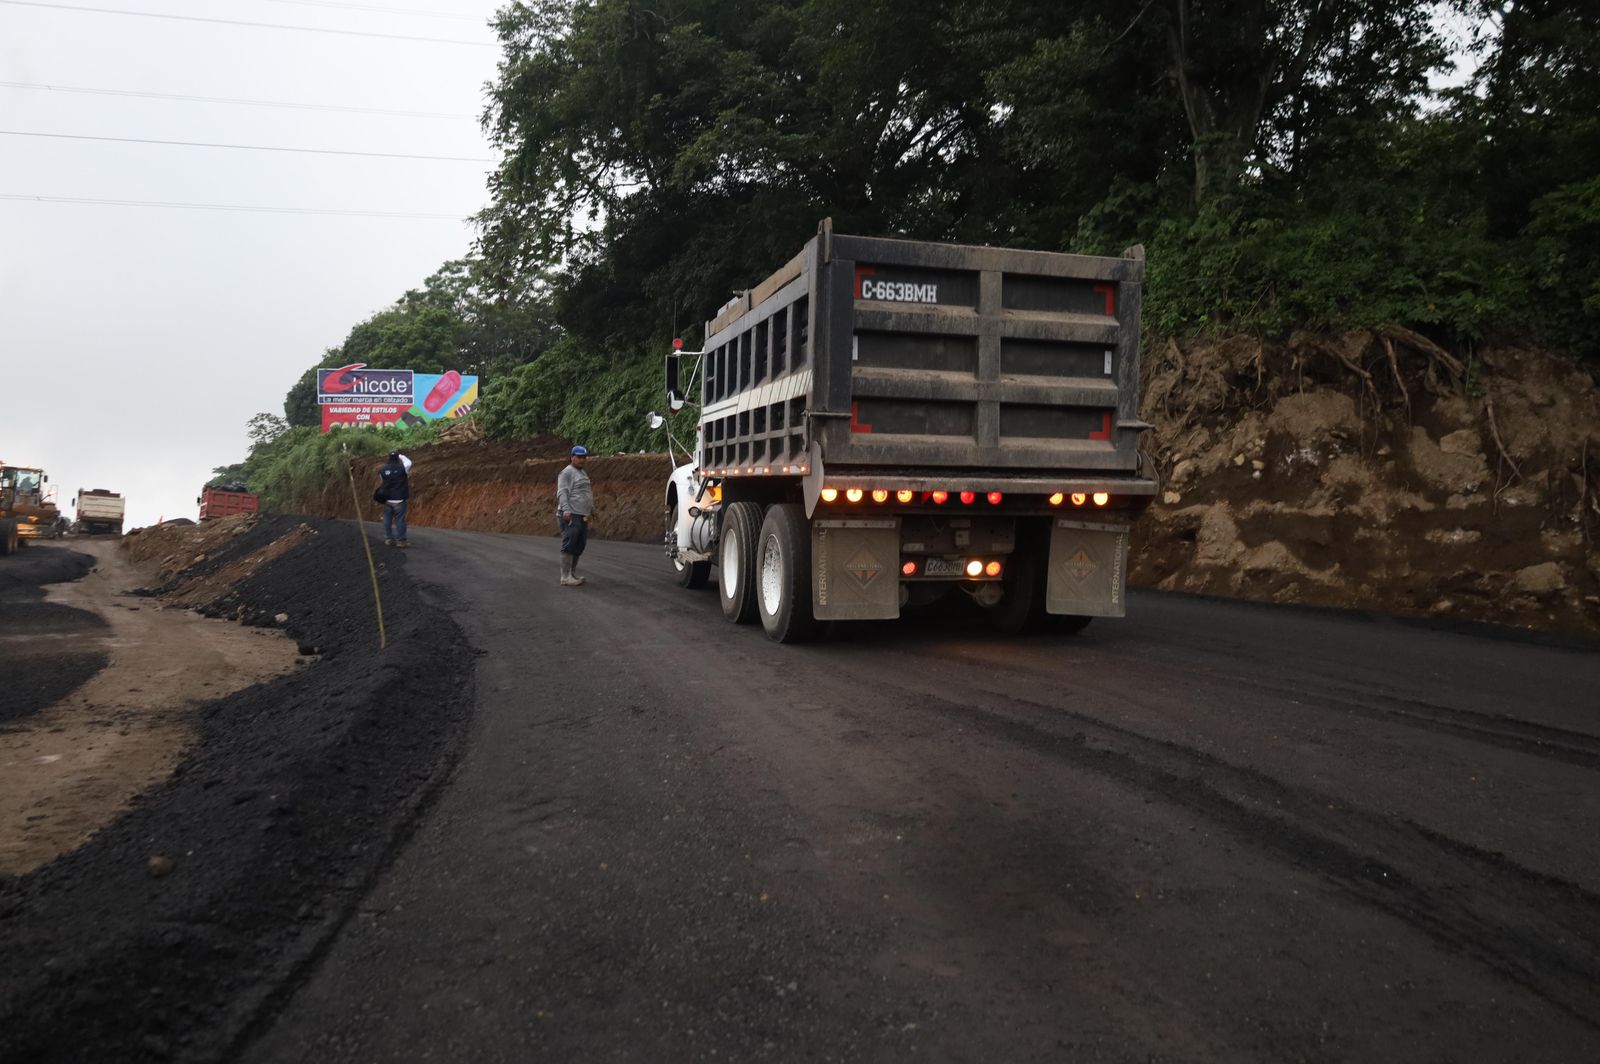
[658,220,1156,642]
[0,461,62,554]
[73,488,125,535]
[198,484,260,521]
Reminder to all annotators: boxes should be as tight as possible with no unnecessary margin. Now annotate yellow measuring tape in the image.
[342,445,388,650]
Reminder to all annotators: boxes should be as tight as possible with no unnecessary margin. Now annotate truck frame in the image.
[660,220,1157,643]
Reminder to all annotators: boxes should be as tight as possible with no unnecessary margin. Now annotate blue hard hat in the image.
[571,445,588,456]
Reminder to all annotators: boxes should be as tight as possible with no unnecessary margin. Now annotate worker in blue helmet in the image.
[556,445,593,586]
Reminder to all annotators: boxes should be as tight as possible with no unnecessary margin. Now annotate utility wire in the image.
[0,192,467,219]
[1,129,492,162]
[0,80,474,119]
[261,0,481,21]
[0,1,495,46]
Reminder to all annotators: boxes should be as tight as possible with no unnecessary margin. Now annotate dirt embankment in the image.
[0,515,476,1064]
[292,437,673,543]
[1134,332,1600,639]
[286,335,1600,639]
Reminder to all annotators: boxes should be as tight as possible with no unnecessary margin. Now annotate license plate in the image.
[921,556,965,577]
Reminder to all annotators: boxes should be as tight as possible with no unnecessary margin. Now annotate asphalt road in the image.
[246,529,1600,1063]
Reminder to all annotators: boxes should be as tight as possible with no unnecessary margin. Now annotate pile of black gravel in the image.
[0,546,104,727]
[0,516,475,1063]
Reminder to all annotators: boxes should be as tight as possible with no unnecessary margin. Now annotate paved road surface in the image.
[247,529,1600,1062]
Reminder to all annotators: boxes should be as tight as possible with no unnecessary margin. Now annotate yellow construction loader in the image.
[0,461,62,555]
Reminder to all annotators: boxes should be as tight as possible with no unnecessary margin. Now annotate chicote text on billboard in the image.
[318,364,479,432]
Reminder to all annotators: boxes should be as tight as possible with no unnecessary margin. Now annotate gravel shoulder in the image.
[0,518,476,1064]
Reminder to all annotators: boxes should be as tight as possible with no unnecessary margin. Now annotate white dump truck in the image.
[657,220,1157,643]
[73,488,125,535]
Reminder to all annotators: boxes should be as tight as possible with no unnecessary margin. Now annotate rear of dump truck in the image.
[198,487,260,521]
[74,489,125,535]
[661,220,1155,642]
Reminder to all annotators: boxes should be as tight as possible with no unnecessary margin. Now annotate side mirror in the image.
[665,352,685,413]
[42,474,48,483]
[646,412,665,430]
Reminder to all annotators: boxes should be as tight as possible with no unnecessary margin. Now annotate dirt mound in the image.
[1137,331,1600,639]
[292,439,673,545]
[0,516,476,1063]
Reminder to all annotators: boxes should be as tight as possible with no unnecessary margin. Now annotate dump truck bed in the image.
[697,221,1150,485]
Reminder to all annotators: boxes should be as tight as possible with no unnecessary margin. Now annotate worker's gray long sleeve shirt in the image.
[557,464,594,516]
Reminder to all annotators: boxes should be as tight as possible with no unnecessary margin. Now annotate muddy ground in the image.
[290,336,1600,640]
[1,541,300,877]
[0,516,475,1064]
[0,547,102,726]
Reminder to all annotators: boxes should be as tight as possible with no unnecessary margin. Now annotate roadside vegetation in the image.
[222,0,1598,506]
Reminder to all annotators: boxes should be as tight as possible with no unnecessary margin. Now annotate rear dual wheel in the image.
[756,504,820,644]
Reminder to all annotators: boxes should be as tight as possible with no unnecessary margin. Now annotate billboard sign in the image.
[318,365,479,433]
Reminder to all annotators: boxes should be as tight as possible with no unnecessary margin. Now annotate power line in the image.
[0,1,496,46]
[0,192,467,219]
[1,129,492,162]
[0,80,475,119]
[260,0,482,21]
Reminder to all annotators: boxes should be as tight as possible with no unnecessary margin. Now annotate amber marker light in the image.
[931,491,949,504]
[985,561,1003,577]
[872,489,889,503]
[896,489,914,503]
[820,488,839,503]
[1049,492,1065,506]
[1093,492,1110,507]
[845,487,864,503]
[1071,493,1087,506]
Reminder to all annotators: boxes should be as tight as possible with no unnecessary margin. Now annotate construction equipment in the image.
[73,488,126,535]
[0,461,63,554]
[655,220,1156,642]
[198,483,260,521]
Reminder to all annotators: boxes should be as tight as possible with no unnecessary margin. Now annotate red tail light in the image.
[984,560,1002,577]
[987,492,1003,505]
[901,561,917,576]
[959,491,976,505]
[931,491,948,504]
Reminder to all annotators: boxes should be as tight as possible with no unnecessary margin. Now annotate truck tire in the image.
[719,501,762,624]
[0,520,14,556]
[756,503,821,644]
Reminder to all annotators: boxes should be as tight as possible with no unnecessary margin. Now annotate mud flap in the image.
[1046,520,1130,618]
[812,517,900,621]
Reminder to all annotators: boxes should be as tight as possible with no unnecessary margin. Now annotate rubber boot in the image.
[560,554,580,587]
[570,554,586,586]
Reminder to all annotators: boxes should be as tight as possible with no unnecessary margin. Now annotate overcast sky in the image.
[1,0,504,528]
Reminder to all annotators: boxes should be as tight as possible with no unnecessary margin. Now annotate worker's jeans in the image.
[384,500,408,541]
[559,514,588,557]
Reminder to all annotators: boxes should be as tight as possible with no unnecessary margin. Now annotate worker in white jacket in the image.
[556,446,593,587]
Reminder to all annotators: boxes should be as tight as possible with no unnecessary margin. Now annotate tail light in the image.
[931,491,948,504]
[987,492,1003,505]
[965,560,984,578]
[901,561,917,576]
[959,491,976,505]
[871,489,889,503]
[984,560,1002,577]
[846,488,864,503]
[820,487,838,503]
[1048,492,1065,506]
[1093,492,1110,507]
[896,489,914,503]
[1071,493,1087,506]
